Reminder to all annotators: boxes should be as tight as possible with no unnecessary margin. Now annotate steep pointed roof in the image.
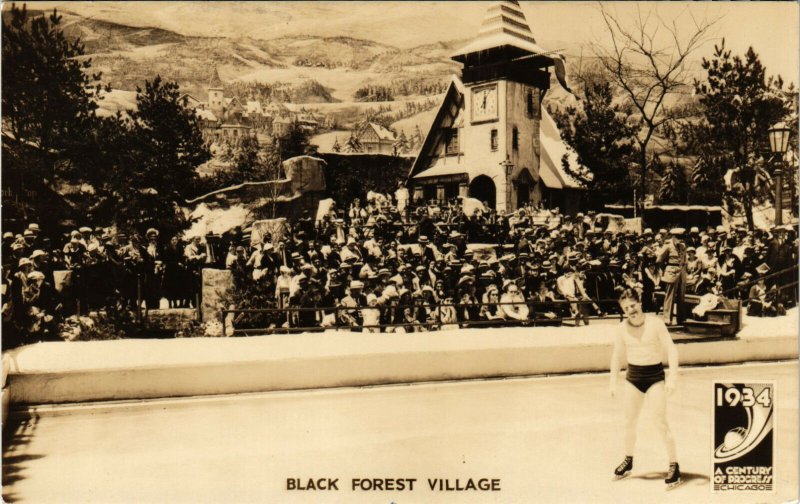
[407,76,466,180]
[208,66,224,90]
[452,0,552,62]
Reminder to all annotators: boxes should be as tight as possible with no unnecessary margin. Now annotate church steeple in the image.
[208,65,224,90]
[207,65,225,114]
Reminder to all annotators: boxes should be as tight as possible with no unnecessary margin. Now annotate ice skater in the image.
[609,288,681,489]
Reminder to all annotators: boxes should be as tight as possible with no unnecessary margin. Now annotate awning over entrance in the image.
[539,109,585,190]
[412,158,469,183]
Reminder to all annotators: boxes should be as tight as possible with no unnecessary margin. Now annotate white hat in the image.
[27,271,45,280]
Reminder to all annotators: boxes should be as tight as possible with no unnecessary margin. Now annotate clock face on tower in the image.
[471,84,498,123]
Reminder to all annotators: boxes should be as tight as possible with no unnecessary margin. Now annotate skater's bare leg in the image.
[647,381,677,462]
[623,381,645,455]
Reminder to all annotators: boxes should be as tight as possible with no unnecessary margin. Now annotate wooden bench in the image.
[654,291,741,337]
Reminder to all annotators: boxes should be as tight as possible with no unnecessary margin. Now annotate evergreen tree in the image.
[551,80,637,210]
[345,133,362,153]
[231,134,264,182]
[87,77,210,237]
[2,4,106,222]
[331,136,342,153]
[393,130,410,155]
[688,155,721,205]
[682,40,793,228]
[657,160,688,204]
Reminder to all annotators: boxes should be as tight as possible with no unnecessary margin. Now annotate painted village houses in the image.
[406,0,586,214]
[357,122,396,155]
[193,67,327,143]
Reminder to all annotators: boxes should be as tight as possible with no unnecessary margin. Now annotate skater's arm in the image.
[657,320,679,392]
[609,329,623,397]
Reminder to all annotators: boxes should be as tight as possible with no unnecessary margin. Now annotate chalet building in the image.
[357,122,396,154]
[406,0,586,214]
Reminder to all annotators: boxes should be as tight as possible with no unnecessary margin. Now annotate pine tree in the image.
[657,160,688,204]
[345,133,362,153]
[551,79,637,210]
[682,40,793,229]
[88,76,210,237]
[393,130,410,155]
[331,136,342,152]
[2,5,106,221]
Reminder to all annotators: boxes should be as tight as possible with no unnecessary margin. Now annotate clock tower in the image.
[408,0,583,213]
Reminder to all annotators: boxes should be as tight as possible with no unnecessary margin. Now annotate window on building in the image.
[512,127,518,150]
[491,129,498,151]
[445,128,460,155]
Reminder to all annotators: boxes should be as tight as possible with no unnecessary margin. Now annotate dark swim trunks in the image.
[626,363,665,393]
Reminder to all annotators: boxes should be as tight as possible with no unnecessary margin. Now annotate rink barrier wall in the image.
[3,318,797,405]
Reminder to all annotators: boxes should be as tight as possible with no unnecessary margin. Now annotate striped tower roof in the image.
[452,0,551,61]
[208,66,224,90]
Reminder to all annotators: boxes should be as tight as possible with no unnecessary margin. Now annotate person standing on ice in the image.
[609,288,681,490]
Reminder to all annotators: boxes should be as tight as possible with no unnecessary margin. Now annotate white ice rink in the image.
[3,361,797,503]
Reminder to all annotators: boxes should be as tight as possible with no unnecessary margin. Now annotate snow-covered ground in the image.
[4,361,796,503]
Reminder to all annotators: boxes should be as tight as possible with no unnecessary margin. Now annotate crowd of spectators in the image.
[222,197,797,332]
[1,224,205,345]
[2,195,797,341]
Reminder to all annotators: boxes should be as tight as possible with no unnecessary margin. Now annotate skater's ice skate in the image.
[612,456,633,481]
[665,462,682,490]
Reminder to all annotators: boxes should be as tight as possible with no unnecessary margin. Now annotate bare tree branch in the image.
[592,2,720,211]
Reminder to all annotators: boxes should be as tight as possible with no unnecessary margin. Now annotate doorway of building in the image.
[469,175,496,210]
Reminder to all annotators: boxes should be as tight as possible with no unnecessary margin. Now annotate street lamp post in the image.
[768,122,791,226]
[500,156,514,213]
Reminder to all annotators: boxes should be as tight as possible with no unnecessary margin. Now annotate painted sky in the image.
[28,1,800,83]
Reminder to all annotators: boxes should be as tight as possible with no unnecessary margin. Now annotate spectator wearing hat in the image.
[340,280,366,328]
[686,227,701,248]
[479,284,505,325]
[63,231,87,270]
[456,276,479,325]
[556,265,593,325]
[180,236,207,308]
[141,228,164,309]
[717,247,739,293]
[18,270,58,340]
[295,281,322,332]
[163,235,188,308]
[500,280,529,324]
[21,228,38,252]
[657,229,687,325]
[684,248,702,293]
[361,293,382,333]
[747,277,778,317]
[531,281,560,325]
[29,250,53,285]
[226,245,249,274]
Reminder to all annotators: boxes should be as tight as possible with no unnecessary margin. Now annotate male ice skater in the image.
[609,288,681,489]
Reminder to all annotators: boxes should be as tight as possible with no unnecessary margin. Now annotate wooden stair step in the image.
[686,319,727,327]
